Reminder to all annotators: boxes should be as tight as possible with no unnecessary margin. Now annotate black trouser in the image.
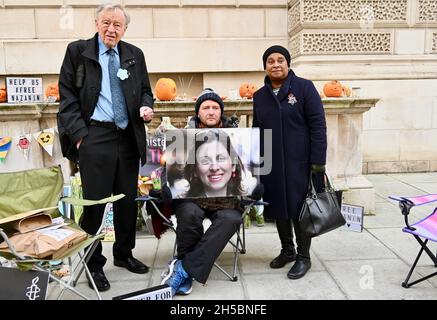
[173,201,242,284]
[78,123,139,272]
[276,218,311,259]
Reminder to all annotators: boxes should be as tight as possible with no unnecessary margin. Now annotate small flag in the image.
[0,137,12,163]
[17,134,32,160]
[34,128,55,156]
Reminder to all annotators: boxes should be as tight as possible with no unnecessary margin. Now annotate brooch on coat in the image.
[287,93,297,106]
[117,68,129,80]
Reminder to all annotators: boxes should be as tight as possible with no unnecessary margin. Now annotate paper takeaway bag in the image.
[0,207,57,234]
[0,226,87,259]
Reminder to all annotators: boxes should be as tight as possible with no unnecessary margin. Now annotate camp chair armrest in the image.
[391,199,418,230]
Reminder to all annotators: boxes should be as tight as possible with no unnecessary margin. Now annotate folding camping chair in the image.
[137,194,267,282]
[389,194,437,288]
[0,166,124,300]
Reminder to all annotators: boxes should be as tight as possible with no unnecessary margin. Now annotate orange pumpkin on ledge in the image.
[239,83,257,99]
[155,78,177,101]
[45,83,60,102]
[323,80,343,97]
[0,85,7,103]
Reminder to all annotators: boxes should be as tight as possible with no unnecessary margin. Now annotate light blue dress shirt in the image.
[90,37,121,122]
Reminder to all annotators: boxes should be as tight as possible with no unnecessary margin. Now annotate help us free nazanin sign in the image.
[6,77,43,103]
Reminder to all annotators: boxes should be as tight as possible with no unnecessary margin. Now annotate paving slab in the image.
[239,233,325,274]
[373,181,428,200]
[324,259,437,300]
[244,272,346,300]
[311,228,397,261]
[368,227,437,267]
[389,173,437,184]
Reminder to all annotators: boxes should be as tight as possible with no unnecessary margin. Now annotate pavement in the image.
[47,172,437,300]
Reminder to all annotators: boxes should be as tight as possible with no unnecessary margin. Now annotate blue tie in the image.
[107,49,128,129]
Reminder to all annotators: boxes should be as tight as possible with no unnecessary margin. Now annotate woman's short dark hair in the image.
[185,129,245,197]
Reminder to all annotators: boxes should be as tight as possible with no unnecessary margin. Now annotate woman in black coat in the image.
[252,45,327,279]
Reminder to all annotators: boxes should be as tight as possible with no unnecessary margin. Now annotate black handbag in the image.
[299,172,346,237]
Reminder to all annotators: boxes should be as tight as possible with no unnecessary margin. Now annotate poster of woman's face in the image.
[165,128,260,199]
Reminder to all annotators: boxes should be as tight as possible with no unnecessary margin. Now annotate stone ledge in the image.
[365,161,437,173]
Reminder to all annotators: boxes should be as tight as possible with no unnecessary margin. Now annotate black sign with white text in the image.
[0,266,49,300]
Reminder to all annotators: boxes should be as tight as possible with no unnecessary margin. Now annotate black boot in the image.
[270,246,297,268]
[287,255,311,279]
[270,219,296,269]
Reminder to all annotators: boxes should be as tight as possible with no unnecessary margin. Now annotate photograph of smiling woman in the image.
[184,129,246,198]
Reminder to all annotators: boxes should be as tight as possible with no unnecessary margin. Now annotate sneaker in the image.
[160,259,189,296]
[176,277,193,295]
[255,213,265,227]
[160,258,174,280]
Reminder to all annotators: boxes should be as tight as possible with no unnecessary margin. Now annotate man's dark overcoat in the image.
[57,33,154,165]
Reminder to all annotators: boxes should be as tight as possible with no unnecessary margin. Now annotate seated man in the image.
[161,89,256,295]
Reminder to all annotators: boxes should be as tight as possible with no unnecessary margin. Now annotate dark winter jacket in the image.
[252,70,327,220]
[57,33,154,165]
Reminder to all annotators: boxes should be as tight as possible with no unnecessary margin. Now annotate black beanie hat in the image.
[262,45,291,69]
[194,88,224,115]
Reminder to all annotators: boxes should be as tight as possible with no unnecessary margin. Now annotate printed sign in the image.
[0,266,49,300]
[6,77,43,103]
[165,128,260,199]
[113,284,172,300]
[341,203,364,232]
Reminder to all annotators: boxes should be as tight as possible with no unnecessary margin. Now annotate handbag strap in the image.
[307,171,317,199]
[307,170,334,198]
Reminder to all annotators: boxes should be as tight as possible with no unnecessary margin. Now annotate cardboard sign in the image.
[0,266,49,300]
[112,284,172,300]
[341,203,364,232]
[6,77,43,103]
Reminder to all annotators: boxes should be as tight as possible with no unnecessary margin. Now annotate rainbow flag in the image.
[0,137,12,163]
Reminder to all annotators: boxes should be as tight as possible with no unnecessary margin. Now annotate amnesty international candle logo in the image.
[26,277,41,300]
[6,77,43,103]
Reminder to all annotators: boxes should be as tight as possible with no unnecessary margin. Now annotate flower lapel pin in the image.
[117,68,129,80]
[287,93,297,106]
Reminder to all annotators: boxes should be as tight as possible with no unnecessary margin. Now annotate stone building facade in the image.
[0,0,436,176]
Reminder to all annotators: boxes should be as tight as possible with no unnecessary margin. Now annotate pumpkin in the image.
[155,78,177,101]
[0,86,6,103]
[45,83,60,102]
[342,85,352,97]
[323,80,343,97]
[239,83,257,99]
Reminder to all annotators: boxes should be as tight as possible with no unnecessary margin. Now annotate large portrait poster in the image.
[165,128,260,199]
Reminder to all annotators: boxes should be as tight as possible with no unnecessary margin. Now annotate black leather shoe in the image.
[87,270,110,292]
[287,257,311,279]
[114,256,149,274]
[270,248,297,269]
